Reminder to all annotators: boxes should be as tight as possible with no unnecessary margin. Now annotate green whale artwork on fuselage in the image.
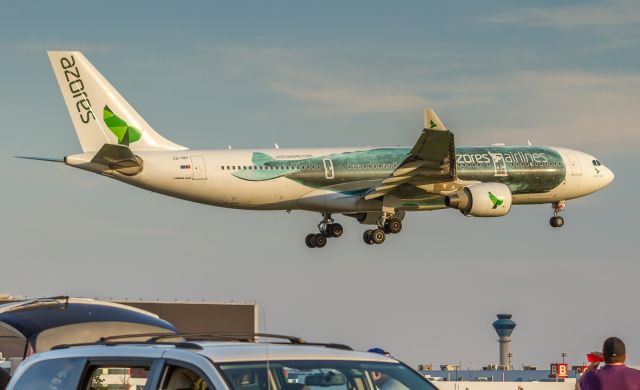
[230,146,567,196]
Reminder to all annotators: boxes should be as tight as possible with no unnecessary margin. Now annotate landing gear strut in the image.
[363,213,403,245]
[550,201,565,228]
[305,212,343,248]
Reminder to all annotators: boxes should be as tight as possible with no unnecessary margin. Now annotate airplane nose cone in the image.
[604,167,615,186]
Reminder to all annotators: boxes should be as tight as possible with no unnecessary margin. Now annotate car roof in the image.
[26,341,398,364]
[193,342,397,363]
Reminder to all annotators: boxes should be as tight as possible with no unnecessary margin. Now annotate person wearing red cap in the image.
[577,337,640,390]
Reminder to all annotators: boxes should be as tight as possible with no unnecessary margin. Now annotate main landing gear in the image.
[363,215,402,246]
[550,201,566,228]
[305,212,343,249]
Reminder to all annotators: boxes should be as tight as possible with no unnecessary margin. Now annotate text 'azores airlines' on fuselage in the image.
[19,51,614,248]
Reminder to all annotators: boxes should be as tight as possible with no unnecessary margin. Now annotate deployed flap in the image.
[365,109,456,200]
[91,143,143,176]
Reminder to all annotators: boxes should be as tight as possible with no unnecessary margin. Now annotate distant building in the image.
[492,314,516,370]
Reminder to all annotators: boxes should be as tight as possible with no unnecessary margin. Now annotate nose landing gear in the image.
[305,212,343,248]
[550,201,566,228]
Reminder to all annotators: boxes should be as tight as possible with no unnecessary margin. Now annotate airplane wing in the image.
[364,109,457,201]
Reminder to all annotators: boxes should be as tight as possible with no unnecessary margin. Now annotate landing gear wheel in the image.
[363,230,374,245]
[305,234,317,248]
[550,216,565,228]
[314,234,327,248]
[385,219,402,234]
[327,223,344,238]
[371,229,386,244]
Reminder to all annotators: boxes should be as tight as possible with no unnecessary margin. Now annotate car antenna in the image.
[263,307,272,390]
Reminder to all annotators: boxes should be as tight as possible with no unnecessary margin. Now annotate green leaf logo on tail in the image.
[488,192,503,209]
[103,105,142,146]
[429,120,437,129]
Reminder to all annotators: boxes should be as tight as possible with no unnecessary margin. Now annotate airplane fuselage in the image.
[66,145,613,213]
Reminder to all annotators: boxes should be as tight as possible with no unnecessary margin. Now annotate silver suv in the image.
[6,333,436,390]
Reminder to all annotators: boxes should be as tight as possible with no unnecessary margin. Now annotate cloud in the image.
[269,76,428,114]
[194,43,639,151]
[196,44,430,114]
[437,70,640,150]
[483,0,640,28]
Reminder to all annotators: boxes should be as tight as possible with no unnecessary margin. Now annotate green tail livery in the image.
[489,192,503,209]
[103,105,142,146]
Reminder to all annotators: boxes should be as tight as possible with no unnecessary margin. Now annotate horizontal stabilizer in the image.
[14,156,64,163]
[91,144,143,176]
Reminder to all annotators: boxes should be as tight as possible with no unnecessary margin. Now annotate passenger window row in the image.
[220,165,321,171]
[219,163,400,171]
[346,163,397,170]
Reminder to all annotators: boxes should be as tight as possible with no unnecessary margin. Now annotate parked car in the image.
[6,333,437,390]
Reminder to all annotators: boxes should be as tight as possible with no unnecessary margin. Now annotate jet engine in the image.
[444,183,512,217]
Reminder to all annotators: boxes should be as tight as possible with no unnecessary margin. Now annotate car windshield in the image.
[218,360,436,390]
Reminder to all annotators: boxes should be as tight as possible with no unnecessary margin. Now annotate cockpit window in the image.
[592,160,602,166]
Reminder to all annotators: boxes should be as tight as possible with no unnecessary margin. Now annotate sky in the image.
[1,0,639,369]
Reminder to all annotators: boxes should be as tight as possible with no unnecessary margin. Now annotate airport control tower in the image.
[492,314,516,369]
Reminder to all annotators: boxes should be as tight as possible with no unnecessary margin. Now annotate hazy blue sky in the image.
[1,0,639,368]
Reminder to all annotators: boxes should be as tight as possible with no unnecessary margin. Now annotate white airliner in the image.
[20,51,614,248]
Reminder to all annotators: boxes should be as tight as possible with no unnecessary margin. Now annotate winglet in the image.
[424,109,447,131]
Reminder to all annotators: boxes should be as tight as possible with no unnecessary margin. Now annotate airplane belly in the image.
[249,178,284,205]
[249,178,309,209]
[222,177,254,206]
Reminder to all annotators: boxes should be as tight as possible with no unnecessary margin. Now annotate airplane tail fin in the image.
[423,109,447,131]
[47,51,186,152]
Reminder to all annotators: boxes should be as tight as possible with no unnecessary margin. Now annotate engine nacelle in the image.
[445,183,512,217]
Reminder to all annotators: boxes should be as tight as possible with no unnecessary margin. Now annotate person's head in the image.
[603,337,627,364]
[370,371,389,384]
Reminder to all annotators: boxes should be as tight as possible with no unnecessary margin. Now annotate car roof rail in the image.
[143,332,352,350]
[52,332,352,351]
[51,340,204,351]
[102,332,305,344]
